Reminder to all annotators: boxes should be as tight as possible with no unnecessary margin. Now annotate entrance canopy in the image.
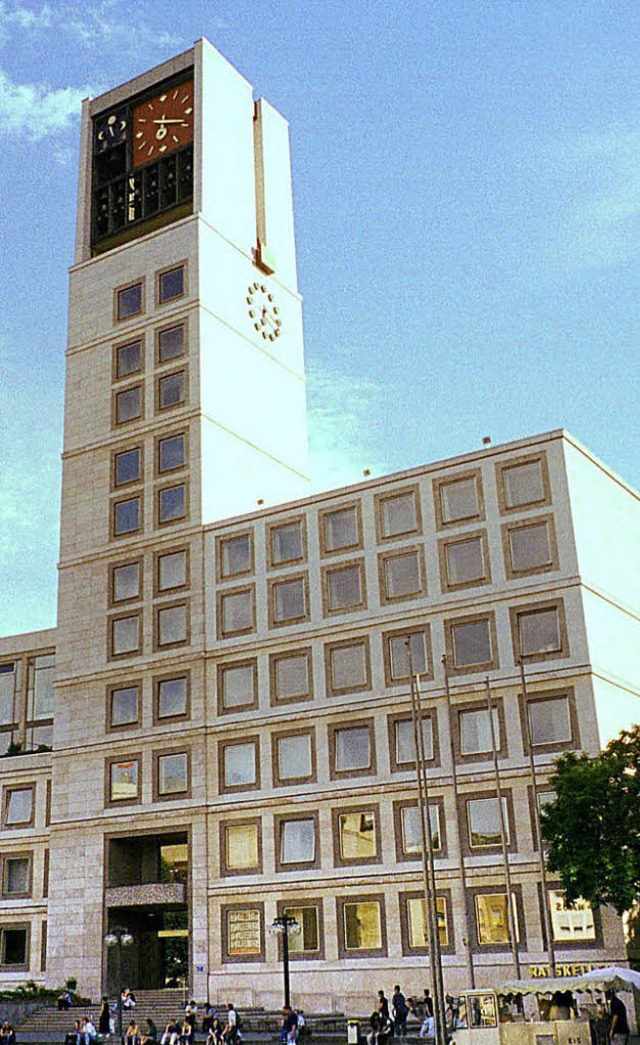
[498,966,640,996]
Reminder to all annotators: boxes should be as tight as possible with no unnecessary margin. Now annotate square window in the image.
[450,617,493,669]
[159,265,185,303]
[116,340,142,379]
[548,891,595,942]
[517,607,561,656]
[4,788,33,826]
[109,759,139,802]
[110,685,139,727]
[271,576,307,624]
[379,490,419,538]
[338,810,378,861]
[4,857,30,896]
[0,927,27,966]
[502,459,545,509]
[111,615,140,656]
[399,804,441,855]
[279,818,316,865]
[281,905,320,953]
[159,434,186,473]
[322,505,359,553]
[157,604,187,647]
[270,520,304,566]
[507,520,553,573]
[439,476,479,524]
[157,675,188,719]
[157,550,187,591]
[117,282,143,320]
[114,448,141,486]
[459,707,500,756]
[325,563,364,613]
[219,662,256,711]
[271,652,310,703]
[387,630,428,681]
[528,696,572,746]
[225,822,259,872]
[275,733,312,782]
[342,900,383,951]
[382,550,422,600]
[475,893,519,945]
[0,664,17,727]
[159,371,185,409]
[333,725,372,774]
[158,323,185,363]
[112,562,140,602]
[115,386,142,424]
[223,741,258,789]
[406,895,448,949]
[328,641,369,693]
[113,496,140,536]
[219,589,254,636]
[394,716,434,765]
[467,796,509,848]
[159,484,186,523]
[443,536,486,587]
[218,534,252,578]
[157,751,189,795]
[224,906,263,958]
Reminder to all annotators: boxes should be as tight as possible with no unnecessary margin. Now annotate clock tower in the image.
[47,40,308,998]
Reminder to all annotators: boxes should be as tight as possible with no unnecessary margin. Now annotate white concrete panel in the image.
[254,99,298,289]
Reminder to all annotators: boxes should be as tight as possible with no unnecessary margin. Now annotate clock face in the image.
[132,80,194,169]
[96,110,127,151]
[246,282,283,343]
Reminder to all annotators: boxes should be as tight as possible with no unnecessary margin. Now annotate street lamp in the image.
[104,927,134,1044]
[269,914,300,1008]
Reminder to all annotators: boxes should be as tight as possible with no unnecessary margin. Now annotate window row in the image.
[111,480,189,538]
[215,455,553,581]
[108,600,189,659]
[113,366,188,427]
[0,655,55,754]
[113,318,188,386]
[114,264,187,324]
[217,886,597,965]
[107,749,190,805]
[109,546,190,607]
[217,592,569,670]
[111,430,188,489]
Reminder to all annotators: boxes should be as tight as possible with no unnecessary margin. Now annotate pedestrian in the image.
[377,992,391,1031]
[607,991,630,1045]
[419,992,434,1040]
[392,987,408,1038]
[58,991,72,1012]
[202,1004,216,1035]
[222,1004,239,1045]
[280,1007,298,1045]
[207,1019,224,1045]
[99,998,111,1037]
[141,1019,158,1045]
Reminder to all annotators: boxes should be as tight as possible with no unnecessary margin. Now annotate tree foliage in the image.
[541,724,640,915]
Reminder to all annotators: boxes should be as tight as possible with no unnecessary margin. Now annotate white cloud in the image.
[306,361,389,493]
[0,0,182,55]
[0,67,92,140]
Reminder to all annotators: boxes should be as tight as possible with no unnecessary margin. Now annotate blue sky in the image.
[1,0,640,636]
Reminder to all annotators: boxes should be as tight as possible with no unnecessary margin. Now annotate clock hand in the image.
[152,118,186,124]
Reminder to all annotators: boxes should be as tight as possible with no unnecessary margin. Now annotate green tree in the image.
[541,725,640,915]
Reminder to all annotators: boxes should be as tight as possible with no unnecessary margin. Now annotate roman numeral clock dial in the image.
[132,81,194,166]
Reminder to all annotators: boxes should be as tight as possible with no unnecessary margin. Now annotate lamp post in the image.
[104,927,134,1044]
[269,914,300,1008]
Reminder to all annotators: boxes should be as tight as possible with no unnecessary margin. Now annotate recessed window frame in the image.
[268,573,310,628]
[274,811,321,873]
[459,788,516,857]
[156,317,188,366]
[156,429,188,476]
[1,851,33,899]
[114,277,145,323]
[156,479,189,527]
[113,383,144,427]
[325,636,371,697]
[154,599,189,651]
[217,585,256,639]
[496,452,552,514]
[375,483,422,542]
[113,337,144,383]
[470,885,525,952]
[545,889,600,947]
[156,367,187,413]
[215,530,254,583]
[336,893,387,958]
[154,545,189,596]
[393,797,446,862]
[510,599,568,663]
[153,746,191,802]
[276,898,325,960]
[382,625,433,686]
[109,557,143,607]
[433,468,485,529]
[520,688,578,754]
[502,513,558,580]
[444,612,498,675]
[321,559,367,616]
[333,804,381,868]
[106,680,141,733]
[218,735,261,795]
[378,545,427,604]
[272,727,316,787]
[219,817,262,878]
[400,890,453,955]
[318,500,363,557]
[267,515,307,569]
[217,659,258,716]
[111,445,143,491]
[105,754,141,807]
[0,923,30,970]
[328,718,376,781]
[438,530,491,592]
[111,493,142,539]
[388,711,440,772]
[269,647,313,706]
[153,671,190,725]
[452,697,507,764]
[221,902,265,964]
[156,260,188,307]
[108,611,142,660]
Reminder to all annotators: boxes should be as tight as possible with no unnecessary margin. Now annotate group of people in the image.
[367,987,414,1045]
[0,1022,16,1045]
